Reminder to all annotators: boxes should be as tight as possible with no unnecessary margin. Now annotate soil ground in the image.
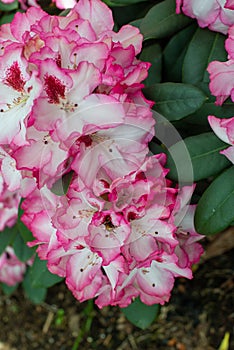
[0,245,233,350]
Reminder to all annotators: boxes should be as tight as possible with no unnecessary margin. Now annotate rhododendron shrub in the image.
[0,0,233,331]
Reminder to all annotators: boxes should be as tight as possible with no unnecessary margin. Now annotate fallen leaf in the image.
[218,332,230,350]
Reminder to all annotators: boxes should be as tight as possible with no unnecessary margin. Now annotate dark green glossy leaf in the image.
[144,83,206,121]
[13,234,35,262]
[113,2,149,26]
[163,23,197,82]
[140,0,192,40]
[30,255,63,288]
[140,43,162,85]
[182,28,227,84]
[121,298,160,329]
[170,119,211,138]
[51,171,74,196]
[0,226,17,255]
[59,9,71,16]
[149,142,165,155]
[185,100,234,126]
[0,12,16,25]
[195,166,234,235]
[184,84,234,126]
[103,0,148,6]
[23,270,47,304]
[17,219,34,243]
[1,282,18,296]
[129,18,142,29]
[184,83,234,125]
[17,204,34,243]
[0,0,18,11]
[166,132,231,182]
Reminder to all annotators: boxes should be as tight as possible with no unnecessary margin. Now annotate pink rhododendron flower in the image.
[0,146,35,230]
[131,253,192,306]
[0,155,21,230]
[0,247,26,286]
[208,115,234,163]
[208,24,234,105]
[0,146,22,192]
[0,185,20,231]
[225,0,234,10]
[54,0,77,9]
[172,186,204,268]
[207,59,234,105]
[0,0,75,10]
[176,0,234,34]
[70,108,155,190]
[226,25,234,57]
[22,186,63,266]
[12,126,70,189]
[0,45,42,146]
[0,145,36,196]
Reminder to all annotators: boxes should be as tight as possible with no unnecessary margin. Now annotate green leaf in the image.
[0,0,18,11]
[144,83,207,121]
[149,142,165,156]
[113,2,148,26]
[22,269,47,304]
[195,166,234,235]
[140,0,192,40]
[163,23,197,82]
[13,234,35,262]
[1,282,18,296]
[103,0,148,6]
[184,84,234,125]
[121,298,160,329]
[166,133,231,182]
[59,9,71,16]
[182,28,227,84]
[0,226,17,255]
[0,12,16,25]
[51,171,74,196]
[185,100,234,126]
[17,203,34,243]
[129,18,142,29]
[140,43,162,85]
[30,255,63,288]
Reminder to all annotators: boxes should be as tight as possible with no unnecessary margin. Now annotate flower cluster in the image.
[176,0,234,34]
[0,0,203,306]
